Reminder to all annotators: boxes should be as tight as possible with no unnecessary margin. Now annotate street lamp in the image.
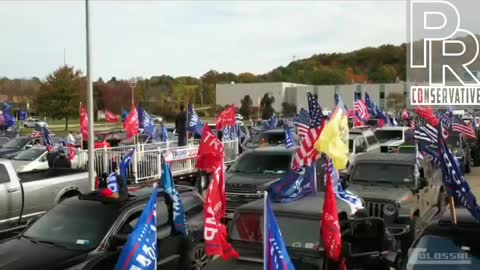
[129,79,136,104]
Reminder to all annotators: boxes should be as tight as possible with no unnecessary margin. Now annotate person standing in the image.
[66,131,75,146]
[175,104,187,146]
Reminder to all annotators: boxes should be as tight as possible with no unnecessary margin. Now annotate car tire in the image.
[189,242,210,270]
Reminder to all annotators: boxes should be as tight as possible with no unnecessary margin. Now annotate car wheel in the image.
[190,243,210,270]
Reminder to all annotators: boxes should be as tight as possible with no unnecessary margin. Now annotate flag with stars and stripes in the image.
[452,116,476,139]
[307,92,323,128]
[292,126,323,170]
[354,99,370,122]
[293,108,311,138]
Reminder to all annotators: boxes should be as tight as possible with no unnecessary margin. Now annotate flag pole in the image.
[448,197,457,224]
[263,191,268,270]
[85,0,95,191]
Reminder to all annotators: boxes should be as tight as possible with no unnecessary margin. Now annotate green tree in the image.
[260,93,275,119]
[35,65,83,131]
[239,95,253,119]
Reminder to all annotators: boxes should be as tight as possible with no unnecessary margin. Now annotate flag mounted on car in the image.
[284,125,295,149]
[115,185,158,270]
[161,162,188,236]
[293,108,311,138]
[43,126,54,146]
[307,92,323,128]
[262,113,278,131]
[267,165,315,203]
[105,109,120,123]
[264,191,296,270]
[124,104,140,139]
[215,104,236,131]
[120,148,135,179]
[322,159,342,262]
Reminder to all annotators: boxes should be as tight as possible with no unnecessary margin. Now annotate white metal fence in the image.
[76,139,238,183]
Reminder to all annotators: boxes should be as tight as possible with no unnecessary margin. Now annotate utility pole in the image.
[85,0,95,191]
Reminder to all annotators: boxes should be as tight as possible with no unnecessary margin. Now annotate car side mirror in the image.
[418,177,428,189]
[109,233,129,250]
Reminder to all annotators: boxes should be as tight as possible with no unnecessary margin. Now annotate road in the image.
[467,166,480,197]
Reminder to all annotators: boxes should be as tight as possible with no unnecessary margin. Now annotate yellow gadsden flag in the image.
[315,100,349,170]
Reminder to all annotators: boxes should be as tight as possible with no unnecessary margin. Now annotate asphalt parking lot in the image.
[467,166,480,197]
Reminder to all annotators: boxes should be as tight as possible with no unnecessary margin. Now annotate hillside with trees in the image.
[0,43,407,124]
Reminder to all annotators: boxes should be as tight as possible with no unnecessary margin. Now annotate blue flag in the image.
[2,103,15,128]
[264,193,295,270]
[160,123,168,142]
[284,125,294,149]
[263,114,278,131]
[43,126,54,146]
[188,104,204,137]
[115,186,158,270]
[326,158,363,213]
[267,166,315,203]
[138,106,145,129]
[161,163,188,236]
[120,148,135,180]
[106,172,120,193]
[19,111,27,121]
[142,110,158,139]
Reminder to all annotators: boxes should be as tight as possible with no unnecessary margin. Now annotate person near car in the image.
[52,149,72,169]
[175,104,187,146]
[66,131,75,145]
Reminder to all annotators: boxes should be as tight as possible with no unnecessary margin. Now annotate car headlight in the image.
[453,148,463,158]
[383,203,397,216]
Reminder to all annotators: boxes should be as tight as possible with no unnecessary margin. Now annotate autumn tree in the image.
[260,93,275,119]
[35,65,83,130]
[239,95,253,119]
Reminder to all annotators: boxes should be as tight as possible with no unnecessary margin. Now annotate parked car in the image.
[95,130,127,148]
[205,194,400,270]
[242,128,297,152]
[8,147,78,173]
[0,185,208,270]
[119,134,152,146]
[347,127,380,173]
[22,118,48,128]
[446,132,472,173]
[0,160,92,233]
[0,136,46,158]
[406,207,480,269]
[374,127,415,153]
[346,152,445,254]
[225,146,325,218]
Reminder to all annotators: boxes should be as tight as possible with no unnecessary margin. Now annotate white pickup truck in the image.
[0,160,91,233]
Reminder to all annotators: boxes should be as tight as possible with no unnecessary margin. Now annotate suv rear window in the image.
[229,152,292,174]
[374,130,403,143]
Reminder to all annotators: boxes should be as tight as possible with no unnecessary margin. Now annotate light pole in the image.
[129,79,137,105]
[85,0,95,191]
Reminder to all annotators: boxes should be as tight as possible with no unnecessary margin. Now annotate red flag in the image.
[197,125,239,260]
[415,106,439,127]
[196,125,224,173]
[80,103,89,141]
[215,104,236,131]
[105,109,120,123]
[322,159,342,262]
[123,104,139,138]
[67,144,75,161]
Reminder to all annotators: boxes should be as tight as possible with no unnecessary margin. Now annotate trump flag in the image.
[115,186,158,270]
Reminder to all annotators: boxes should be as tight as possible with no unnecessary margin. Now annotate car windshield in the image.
[352,163,415,185]
[407,234,480,270]
[446,136,460,148]
[23,200,117,251]
[230,212,320,250]
[2,137,29,149]
[374,130,403,143]
[229,153,291,174]
[250,132,286,145]
[12,149,45,161]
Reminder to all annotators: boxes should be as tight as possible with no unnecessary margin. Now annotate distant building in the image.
[216,81,408,113]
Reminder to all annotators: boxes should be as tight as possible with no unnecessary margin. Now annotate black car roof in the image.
[355,152,416,165]
[237,193,353,217]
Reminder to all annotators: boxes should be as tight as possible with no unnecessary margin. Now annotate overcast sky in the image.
[0,0,406,80]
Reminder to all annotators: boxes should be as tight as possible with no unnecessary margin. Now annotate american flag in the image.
[364,92,380,116]
[437,112,452,129]
[453,116,476,139]
[292,125,323,170]
[354,99,369,122]
[293,108,311,138]
[307,92,323,128]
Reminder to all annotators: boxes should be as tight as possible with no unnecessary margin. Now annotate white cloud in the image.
[0,0,406,80]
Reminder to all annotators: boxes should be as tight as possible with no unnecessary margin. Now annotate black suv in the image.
[205,194,400,270]
[0,186,208,270]
[406,207,480,269]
